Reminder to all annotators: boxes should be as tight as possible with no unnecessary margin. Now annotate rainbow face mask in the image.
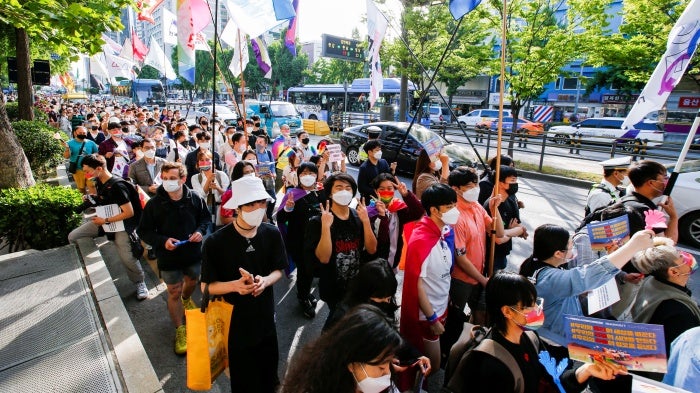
[510,297,545,330]
[679,251,698,275]
[377,190,395,205]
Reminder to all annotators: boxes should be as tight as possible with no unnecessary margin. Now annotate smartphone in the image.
[173,240,190,247]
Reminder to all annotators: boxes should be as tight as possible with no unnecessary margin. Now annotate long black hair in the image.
[282,304,403,393]
[519,224,570,277]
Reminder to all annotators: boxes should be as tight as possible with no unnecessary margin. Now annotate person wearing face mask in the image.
[446,167,506,330]
[276,162,324,318]
[99,122,134,174]
[63,126,99,194]
[202,175,287,393]
[483,165,528,272]
[584,157,631,217]
[357,140,396,200]
[458,271,627,393]
[357,125,382,164]
[219,161,257,225]
[630,239,700,375]
[191,150,230,228]
[86,121,106,144]
[370,173,424,270]
[152,127,170,159]
[184,131,222,188]
[518,224,655,346]
[477,154,514,205]
[283,304,404,393]
[304,173,377,329]
[128,138,166,198]
[400,183,459,385]
[273,124,293,191]
[281,148,302,189]
[254,134,278,222]
[412,150,450,199]
[138,162,211,355]
[224,132,247,177]
[296,131,317,162]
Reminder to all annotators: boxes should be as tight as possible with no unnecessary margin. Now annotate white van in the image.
[549,117,664,147]
[457,109,512,128]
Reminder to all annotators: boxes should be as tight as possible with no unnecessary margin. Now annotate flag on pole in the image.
[194,32,211,52]
[101,34,122,55]
[366,0,388,108]
[285,0,299,56]
[162,8,178,45]
[144,36,177,80]
[622,0,700,129]
[119,38,134,60]
[251,36,272,78]
[104,52,137,80]
[448,0,483,20]
[225,0,296,38]
[177,0,211,84]
[131,31,150,62]
[137,0,165,24]
[90,54,110,80]
[228,28,249,77]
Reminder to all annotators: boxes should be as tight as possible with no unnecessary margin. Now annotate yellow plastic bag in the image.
[186,298,233,390]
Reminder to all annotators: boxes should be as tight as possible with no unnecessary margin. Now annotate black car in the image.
[340,121,476,174]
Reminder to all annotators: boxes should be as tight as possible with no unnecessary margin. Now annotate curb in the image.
[517,169,595,189]
[76,238,164,393]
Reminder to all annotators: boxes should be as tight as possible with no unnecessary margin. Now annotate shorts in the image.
[160,263,201,285]
[73,169,86,190]
[418,310,448,341]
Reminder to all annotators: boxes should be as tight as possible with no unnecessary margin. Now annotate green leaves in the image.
[11,120,64,177]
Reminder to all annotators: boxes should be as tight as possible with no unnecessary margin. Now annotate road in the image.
[97,168,700,393]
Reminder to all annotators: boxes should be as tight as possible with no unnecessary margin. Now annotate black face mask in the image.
[91,126,99,131]
[254,122,261,127]
[301,138,310,145]
[506,183,519,195]
[75,134,86,140]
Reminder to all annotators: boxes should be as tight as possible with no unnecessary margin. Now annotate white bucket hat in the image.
[223,175,272,209]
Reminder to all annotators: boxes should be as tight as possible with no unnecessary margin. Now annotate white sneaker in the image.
[136,282,149,300]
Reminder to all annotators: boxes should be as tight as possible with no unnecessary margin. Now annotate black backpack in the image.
[576,194,642,233]
[442,323,539,393]
[101,177,144,225]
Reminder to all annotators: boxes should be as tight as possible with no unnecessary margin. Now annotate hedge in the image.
[5,102,49,123]
[11,120,65,177]
[0,185,83,252]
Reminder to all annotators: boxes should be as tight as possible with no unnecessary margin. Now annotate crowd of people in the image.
[40,97,699,392]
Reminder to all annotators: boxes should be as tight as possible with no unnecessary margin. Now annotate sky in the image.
[295,0,403,43]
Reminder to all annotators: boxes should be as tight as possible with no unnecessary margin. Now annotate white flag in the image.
[366,0,388,108]
[104,52,137,80]
[119,38,135,61]
[225,0,295,39]
[227,27,249,77]
[162,8,178,45]
[193,32,211,52]
[622,0,700,129]
[90,53,110,79]
[144,36,177,80]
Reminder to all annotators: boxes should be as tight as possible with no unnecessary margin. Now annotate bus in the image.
[287,78,419,126]
[111,79,166,108]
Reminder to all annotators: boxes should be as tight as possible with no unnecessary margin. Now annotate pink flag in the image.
[137,0,165,24]
[131,31,149,62]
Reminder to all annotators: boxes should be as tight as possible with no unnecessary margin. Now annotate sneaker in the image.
[299,299,316,319]
[174,325,187,355]
[135,282,149,300]
[182,297,197,311]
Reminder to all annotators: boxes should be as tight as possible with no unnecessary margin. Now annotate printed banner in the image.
[586,215,630,251]
[565,315,667,373]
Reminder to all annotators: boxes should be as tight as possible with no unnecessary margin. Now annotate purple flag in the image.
[285,0,299,56]
[251,36,272,78]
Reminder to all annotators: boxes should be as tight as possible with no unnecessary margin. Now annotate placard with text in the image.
[564,315,666,373]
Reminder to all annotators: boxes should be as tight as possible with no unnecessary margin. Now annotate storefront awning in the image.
[451,97,485,105]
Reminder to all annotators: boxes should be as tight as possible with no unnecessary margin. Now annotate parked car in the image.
[667,160,700,248]
[548,117,665,149]
[192,105,238,126]
[457,109,512,129]
[476,117,544,136]
[340,121,476,174]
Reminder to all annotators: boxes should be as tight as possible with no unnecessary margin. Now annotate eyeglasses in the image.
[510,297,544,316]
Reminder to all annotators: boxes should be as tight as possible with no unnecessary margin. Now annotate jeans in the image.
[68,221,145,283]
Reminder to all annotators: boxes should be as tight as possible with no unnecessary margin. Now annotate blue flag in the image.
[449,0,482,20]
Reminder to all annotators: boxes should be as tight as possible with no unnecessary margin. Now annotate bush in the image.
[0,185,83,251]
[5,102,49,122]
[11,120,64,177]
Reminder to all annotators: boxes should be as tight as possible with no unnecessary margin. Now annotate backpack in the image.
[576,194,641,233]
[583,183,620,217]
[102,177,145,224]
[442,323,539,393]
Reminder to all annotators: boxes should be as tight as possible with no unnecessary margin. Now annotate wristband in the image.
[427,312,438,324]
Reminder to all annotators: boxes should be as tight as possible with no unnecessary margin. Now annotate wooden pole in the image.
[238,29,248,143]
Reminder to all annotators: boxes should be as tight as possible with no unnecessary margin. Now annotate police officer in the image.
[584,157,631,216]
[357,125,381,164]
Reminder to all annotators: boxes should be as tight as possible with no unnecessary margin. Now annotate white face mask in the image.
[199,142,210,150]
[355,364,392,393]
[373,151,383,160]
[620,176,631,187]
[440,206,460,225]
[244,159,257,165]
[246,126,254,133]
[144,149,156,159]
[300,174,317,187]
[162,180,181,193]
[241,207,266,227]
[462,187,480,202]
[431,160,442,171]
[332,190,354,206]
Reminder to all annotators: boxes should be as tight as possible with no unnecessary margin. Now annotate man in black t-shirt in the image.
[304,173,377,330]
[68,154,147,300]
[201,176,287,393]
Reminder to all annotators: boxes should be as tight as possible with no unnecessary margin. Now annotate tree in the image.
[585,0,699,96]
[480,0,608,156]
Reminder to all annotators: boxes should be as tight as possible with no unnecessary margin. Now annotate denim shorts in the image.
[160,263,201,285]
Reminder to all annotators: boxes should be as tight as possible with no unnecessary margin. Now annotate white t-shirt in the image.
[419,233,453,319]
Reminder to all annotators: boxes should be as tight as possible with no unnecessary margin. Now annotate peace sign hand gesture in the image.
[356,197,370,224]
[394,181,408,197]
[320,200,334,228]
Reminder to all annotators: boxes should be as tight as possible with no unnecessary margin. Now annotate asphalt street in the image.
[91,167,700,393]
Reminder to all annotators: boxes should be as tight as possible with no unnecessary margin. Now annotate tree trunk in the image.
[0,90,36,189]
[16,28,34,121]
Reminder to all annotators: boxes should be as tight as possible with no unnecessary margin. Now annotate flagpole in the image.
[238,29,248,144]
[208,49,241,117]
[488,0,508,279]
[665,108,700,196]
